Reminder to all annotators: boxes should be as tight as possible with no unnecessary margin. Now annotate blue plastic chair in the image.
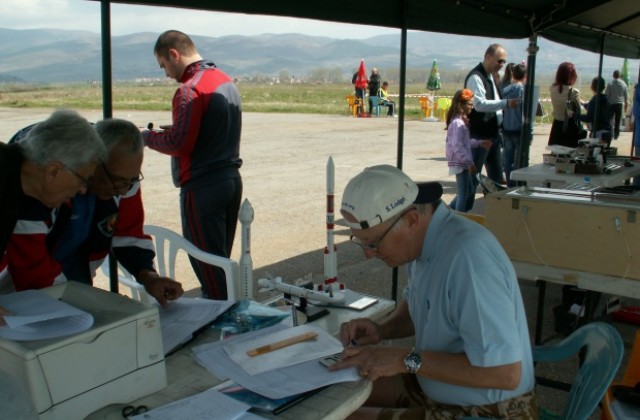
[369,96,383,117]
[534,322,623,419]
[462,322,623,420]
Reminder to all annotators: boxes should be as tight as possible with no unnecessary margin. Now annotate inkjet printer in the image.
[0,282,166,419]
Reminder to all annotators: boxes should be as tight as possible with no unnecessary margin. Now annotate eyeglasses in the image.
[102,164,144,191]
[65,166,90,188]
[350,207,415,252]
[497,59,507,65]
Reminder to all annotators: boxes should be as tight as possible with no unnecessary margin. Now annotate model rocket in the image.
[323,156,339,288]
[239,198,254,299]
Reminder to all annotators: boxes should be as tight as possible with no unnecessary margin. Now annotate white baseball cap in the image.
[341,165,442,230]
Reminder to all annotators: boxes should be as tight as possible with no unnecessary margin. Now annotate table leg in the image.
[535,280,546,345]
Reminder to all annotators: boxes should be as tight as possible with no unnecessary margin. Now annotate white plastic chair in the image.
[144,225,239,300]
[101,224,239,302]
[99,254,154,304]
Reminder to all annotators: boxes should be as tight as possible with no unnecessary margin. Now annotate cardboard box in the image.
[555,158,575,174]
[543,153,572,165]
[484,187,640,280]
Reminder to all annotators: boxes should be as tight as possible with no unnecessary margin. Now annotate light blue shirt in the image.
[466,73,506,126]
[403,203,534,406]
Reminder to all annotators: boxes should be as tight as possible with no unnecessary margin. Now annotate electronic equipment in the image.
[0,282,166,420]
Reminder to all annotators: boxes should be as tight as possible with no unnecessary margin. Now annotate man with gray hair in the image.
[464,44,520,195]
[5,118,183,307]
[1,108,106,264]
[1,108,106,332]
[330,165,537,418]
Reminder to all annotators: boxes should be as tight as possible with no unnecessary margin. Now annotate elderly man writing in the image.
[330,165,537,419]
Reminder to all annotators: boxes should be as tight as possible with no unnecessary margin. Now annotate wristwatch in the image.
[404,347,422,374]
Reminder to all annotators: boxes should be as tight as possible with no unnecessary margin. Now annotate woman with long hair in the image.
[446,89,491,212]
[548,62,584,147]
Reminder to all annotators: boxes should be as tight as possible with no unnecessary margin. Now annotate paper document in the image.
[129,386,261,420]
[158,297,236,355]
[223,324,342,375]
[310,289,379,310]
[0,289,94,341]
[193,324,360,399]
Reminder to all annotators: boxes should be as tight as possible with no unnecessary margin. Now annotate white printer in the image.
[0,282,166,419]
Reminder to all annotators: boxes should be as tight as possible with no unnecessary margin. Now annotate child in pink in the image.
[446,89,491,212]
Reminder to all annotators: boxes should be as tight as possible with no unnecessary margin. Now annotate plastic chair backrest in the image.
[144,225,239,300]
[419,96,431,117]
[437,97,451,109]
[100,225,239,302]
[369,96,382,117]
[436,97,452,120]
[345,95,357,117]
[99,255,155,305]
[533,322,624,419]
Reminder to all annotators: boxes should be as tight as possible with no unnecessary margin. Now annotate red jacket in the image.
[144,60,242,191]
[6,184,154,291]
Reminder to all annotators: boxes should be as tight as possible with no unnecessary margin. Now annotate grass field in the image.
[0,80,576,121]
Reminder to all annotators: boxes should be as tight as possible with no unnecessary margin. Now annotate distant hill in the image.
[0,27,630,85]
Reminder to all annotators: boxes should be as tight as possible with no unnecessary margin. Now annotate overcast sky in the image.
[0,0,398,39]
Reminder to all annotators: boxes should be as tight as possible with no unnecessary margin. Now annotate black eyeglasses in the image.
[102,164,144,191]
[497,59,507,65]
[350,207,415,252]
[65,166,90,188]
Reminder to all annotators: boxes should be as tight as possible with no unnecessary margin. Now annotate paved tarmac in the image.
[1,107,638,417]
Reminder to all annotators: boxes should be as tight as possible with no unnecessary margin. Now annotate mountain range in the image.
[0,27,630,84]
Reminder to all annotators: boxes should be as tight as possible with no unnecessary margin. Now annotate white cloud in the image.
[0,0,398,39]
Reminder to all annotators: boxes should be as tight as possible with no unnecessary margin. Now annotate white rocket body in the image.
[324,156,338,285]
[239,198,254,299]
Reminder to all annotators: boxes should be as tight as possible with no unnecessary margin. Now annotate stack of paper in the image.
[129,386,267,420]
[0,289,94,341]
[193,324,360,400]
[157,298,236,355]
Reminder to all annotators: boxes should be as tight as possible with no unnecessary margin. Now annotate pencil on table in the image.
[247,332,318,357]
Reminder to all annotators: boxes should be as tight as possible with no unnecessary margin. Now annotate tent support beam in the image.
[517,34,538,173]
[592,33,606,134]
[391,0,409,303]
[100,0,119,293]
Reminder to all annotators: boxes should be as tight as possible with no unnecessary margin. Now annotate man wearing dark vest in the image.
[464,44,519,188]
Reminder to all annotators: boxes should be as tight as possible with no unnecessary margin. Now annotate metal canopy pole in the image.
[391,0,409,303]
[101,1,113,120]
[517,34,538,172]
[100,0,118,293]
[592,33,606,134]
